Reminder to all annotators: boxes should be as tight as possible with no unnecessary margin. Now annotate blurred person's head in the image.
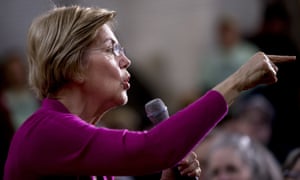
[206,132,282,180]
[1,49,28,90]
[283,147,300,180]
[225,94,275,145]
[262,1,291,35]
[217,16,241,50]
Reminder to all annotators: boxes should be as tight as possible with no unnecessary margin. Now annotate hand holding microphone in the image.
[145,98,200,180]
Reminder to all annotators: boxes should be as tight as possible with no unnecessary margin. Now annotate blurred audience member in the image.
[193,128,222,180]
[223,93,275,146]
[199,15,258,91]
[0,74,14,180]
[249,1,298,56]
[248,1,300,163]
[205,132,283,180]
[0,49,40,130]
[282,147,300,180]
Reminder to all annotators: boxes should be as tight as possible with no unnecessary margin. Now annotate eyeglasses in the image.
[112,43,125,57]
[86,43,125,57]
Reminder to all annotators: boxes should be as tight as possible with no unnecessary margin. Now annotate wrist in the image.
[212,73,241,106]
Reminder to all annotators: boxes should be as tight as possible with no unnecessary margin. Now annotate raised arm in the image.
[213,52,296,105]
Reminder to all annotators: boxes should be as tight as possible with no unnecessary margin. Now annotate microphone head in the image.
[145,98,169,124]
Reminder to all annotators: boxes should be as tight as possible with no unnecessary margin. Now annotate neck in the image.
[54,84,108,125]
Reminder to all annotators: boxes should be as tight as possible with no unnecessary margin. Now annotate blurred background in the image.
[1,0,300,178]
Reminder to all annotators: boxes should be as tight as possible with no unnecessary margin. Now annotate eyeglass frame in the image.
[85,43,125,57]
[112,43,125,57]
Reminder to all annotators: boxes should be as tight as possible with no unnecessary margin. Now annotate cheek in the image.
[83,55,122,97]
[104,61,122,85]
[89,56,120,81]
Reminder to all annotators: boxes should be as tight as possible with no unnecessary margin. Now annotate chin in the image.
[121,95,128,105]
[116,93,128,106]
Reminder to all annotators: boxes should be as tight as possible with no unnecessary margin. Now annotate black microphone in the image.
[145,98,197,180]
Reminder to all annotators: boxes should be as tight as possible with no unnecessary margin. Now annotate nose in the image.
[119,54,131,69]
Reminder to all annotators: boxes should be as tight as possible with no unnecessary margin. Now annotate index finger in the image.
[267,55,296,63]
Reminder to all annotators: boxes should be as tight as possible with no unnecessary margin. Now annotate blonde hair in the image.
[27,6,116,99]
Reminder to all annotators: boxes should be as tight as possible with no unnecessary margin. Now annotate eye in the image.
[225,165,239,174]
[210,168,220,177]
[103,46,114,53]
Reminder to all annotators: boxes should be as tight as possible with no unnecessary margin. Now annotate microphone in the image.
[145,98,169,125]
[145,98,197,180]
